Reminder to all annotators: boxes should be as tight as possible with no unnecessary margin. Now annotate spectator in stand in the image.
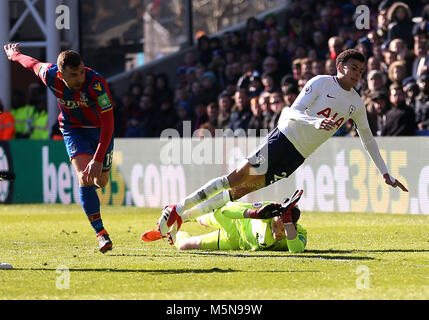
[312,30,329,60]
[129,83,143,104]
[115,92,136,137]
[327,36,344,61]
[389,38,408,61]
[248,73,263,98]
[412,22,429,79]
[382,83,416,136]
[402,76,419,111]
[278,85,299,124]
[367,56,382,71]
[292,58,301,80]
[10,88,35,139]
[376,4,390,43]
[325,58,337,76]
[248,97,264,136]
[202,102,219,137]
[282,85,299,108]
[154,73,173,106]
[261,72,279,94]
[266,39,291,76]
[415,73,429,131]
[143,72,155,88]
[388,60,408,87]
[192,102,209,133]
[382,48,398,74]
[187,80,204,111]
[363,70,388,105]
[300,57,314,79]
[357,37,373,59]
[217,91,233,130]
[258,91,272,130]
[228,88,252,133]
[200,71,220,105]
[176,66,188,89]
[174,101,193,137]
[197,35,212,66]
[173,87,189,114]
[311,59,325,76]
[29,96,49,139]
[262,56,281,86]
[195,63,207,81]
[267,92,284,132]
[137,94,159,137]
[366,91,390,136]
[156,99,178,136]
[387,2,414,49]
[280,74,298,94]
[129,71,143,87]
[372,44,385,64]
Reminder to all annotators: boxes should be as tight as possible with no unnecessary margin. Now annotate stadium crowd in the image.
[2,0,429,140]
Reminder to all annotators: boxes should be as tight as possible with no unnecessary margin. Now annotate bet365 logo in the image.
[355,5,370,30]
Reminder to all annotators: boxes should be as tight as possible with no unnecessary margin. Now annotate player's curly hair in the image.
[335,49,366,69]
[57,50,82,73]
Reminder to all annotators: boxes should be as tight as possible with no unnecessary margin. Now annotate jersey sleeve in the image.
[285,76,327,129]
[89,77,115,163]
[351,103,389,175]
[11,52,52,85]
[286,236,306,253]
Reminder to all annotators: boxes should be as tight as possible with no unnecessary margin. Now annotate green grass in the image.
[0,204,428,300]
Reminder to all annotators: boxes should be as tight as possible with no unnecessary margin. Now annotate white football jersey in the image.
[278,75,388,175]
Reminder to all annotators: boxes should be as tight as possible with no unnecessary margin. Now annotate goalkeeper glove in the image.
[245,203,282,219]
[281,189,303,224]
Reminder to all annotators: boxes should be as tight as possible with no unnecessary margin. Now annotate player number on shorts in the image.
[105,151,113,168]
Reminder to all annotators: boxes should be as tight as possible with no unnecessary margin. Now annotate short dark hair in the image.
[57,50,82,73]
[336,49,366,69]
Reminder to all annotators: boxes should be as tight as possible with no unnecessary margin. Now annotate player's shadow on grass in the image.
[10,267,275,274]
[187,251,375,261]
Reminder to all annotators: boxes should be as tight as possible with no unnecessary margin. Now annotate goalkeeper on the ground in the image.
[142,190,307,253]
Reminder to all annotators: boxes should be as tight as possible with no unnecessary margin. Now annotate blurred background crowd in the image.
[2,0,429,140]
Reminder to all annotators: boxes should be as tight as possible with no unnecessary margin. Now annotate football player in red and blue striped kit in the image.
[4,43,114,253]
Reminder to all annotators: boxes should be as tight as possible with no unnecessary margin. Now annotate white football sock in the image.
[176,176,230,215]
[181,190,231,222]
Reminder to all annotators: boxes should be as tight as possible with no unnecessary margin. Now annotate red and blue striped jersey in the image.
[11,52,114,162]
[38,64,114,129]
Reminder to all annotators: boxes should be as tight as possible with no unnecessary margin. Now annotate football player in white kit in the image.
[157,49,408,236]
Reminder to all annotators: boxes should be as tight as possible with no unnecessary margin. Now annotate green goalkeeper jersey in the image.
[215,201,307,252]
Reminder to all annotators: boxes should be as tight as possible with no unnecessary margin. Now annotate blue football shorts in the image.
[62,127,114,172]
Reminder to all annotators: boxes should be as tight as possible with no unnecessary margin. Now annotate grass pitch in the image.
[0,204,428,300]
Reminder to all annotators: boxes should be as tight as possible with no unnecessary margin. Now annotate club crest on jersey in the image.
[93,82,103,92]
[252,202,263,208]
[349,105,356,116]
[304,84,312,94]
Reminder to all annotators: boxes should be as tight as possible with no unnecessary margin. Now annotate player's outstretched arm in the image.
[4,43,49,82]
[383,173,408,192]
